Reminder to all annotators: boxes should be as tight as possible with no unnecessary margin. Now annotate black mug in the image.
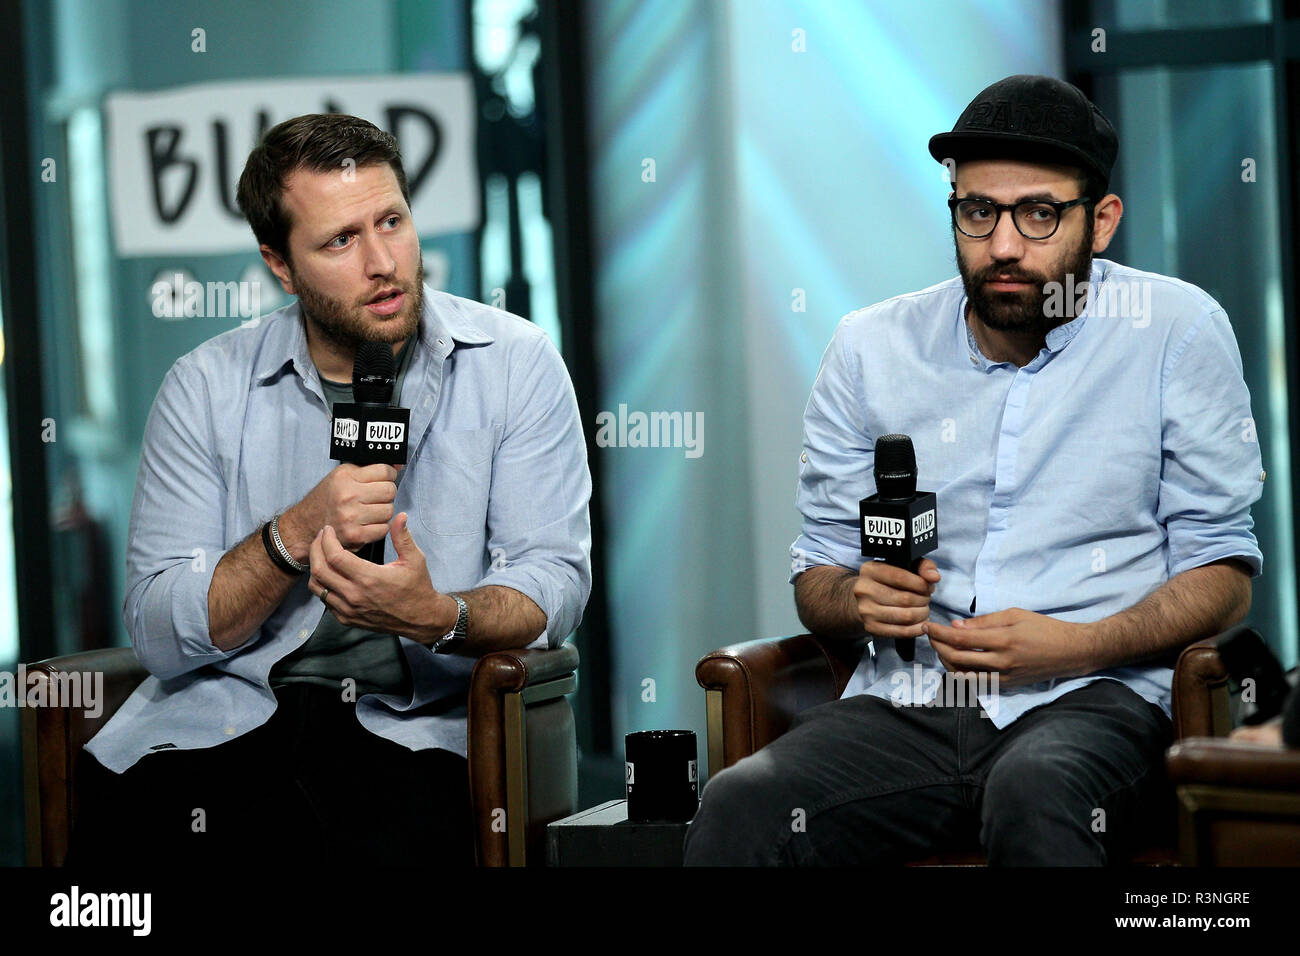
[625,730,698,823]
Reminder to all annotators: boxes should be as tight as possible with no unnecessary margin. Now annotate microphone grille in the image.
[354,341,396,404]
[875,433,916,475]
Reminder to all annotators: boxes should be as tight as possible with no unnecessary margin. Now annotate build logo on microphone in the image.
[366,420,405,449]
[912,509,936,543]
[333,418,359,445]
[864,516,906,544]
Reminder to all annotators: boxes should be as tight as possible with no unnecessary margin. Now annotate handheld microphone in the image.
[859,434,939,662]
[329,341,411,563]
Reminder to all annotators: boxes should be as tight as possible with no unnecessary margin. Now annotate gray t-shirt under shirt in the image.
[269,336,418,699]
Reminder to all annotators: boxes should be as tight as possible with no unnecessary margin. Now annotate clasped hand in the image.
[307,512,441,639]
[924,608,1096,689]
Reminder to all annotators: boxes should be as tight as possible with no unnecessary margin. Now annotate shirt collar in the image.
[957,259,1108,369]
[254,283,494,384]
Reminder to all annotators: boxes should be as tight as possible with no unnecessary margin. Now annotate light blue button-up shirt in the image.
[790,258,1264,727]
[87,285,592,772]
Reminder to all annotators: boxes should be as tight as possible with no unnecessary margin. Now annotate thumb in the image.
[390,512,418,556]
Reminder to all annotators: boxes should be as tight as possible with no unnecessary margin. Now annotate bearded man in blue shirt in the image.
[67,113,591,866]
[684,75,1262,866]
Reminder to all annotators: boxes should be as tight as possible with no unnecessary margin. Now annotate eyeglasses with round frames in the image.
[948,194,1091,240]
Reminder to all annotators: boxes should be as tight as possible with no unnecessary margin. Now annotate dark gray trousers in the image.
[683,678,1175,866]
[66,682,473,867]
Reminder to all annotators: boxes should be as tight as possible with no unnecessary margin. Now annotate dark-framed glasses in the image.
[948,194,1090,240]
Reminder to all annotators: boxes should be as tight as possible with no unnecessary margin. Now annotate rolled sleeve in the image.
[474,332,592,646]
[790,313,873,583]
[1157,309,1265,580]
[123,361,238,679]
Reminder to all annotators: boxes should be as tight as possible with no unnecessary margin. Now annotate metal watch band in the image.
[263,514,309,575]
[434,594,469,652]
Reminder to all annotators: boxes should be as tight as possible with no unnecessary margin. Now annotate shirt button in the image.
[1260,470,1267,482]
[223,725,236,736]
[800,452,808,463]
[970,354,978,364]
[298,628,309,639]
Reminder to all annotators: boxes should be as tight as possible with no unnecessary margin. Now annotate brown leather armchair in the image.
[696,633,1233,865]
[23,643,578,867]
[1166,737,1300,865]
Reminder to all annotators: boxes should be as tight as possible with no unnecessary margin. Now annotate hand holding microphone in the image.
[328,341,411,564]
[858,433,940,662]
[853,556,941,644]
[299,341,446,635]
[274,342,413,565]
[280,461,403,559]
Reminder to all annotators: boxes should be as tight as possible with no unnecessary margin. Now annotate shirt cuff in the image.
[473,565,585,648]
[128,551,238,679]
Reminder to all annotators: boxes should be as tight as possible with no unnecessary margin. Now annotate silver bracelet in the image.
[270,513,310,574]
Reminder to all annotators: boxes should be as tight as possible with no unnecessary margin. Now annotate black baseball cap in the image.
[928,74,1118,191]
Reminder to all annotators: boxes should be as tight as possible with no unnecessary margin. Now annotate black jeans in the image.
[65,682,474,867]
[683,678,1175,865]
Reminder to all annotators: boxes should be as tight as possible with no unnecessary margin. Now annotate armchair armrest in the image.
[22,647,148,866]
[468,643,579,866]
[471,643,580,693]
[1170,636,1231,740]
[1166,738,1300,865]
[1167,738,1300,790]
[695,634,866,774]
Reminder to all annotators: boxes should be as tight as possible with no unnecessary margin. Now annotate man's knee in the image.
[980,749,1119,865]
[684,752,803,865]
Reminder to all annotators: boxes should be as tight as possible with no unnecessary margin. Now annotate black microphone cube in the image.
[859,491,938,568]
[330,402,410,466]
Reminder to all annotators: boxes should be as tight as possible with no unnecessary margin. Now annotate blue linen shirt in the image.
[789,258,1264,727]
[87,285,592,773]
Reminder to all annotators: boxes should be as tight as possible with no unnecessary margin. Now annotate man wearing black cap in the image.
[684,75,1263,865]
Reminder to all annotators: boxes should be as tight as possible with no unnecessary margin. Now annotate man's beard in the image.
[294,257,425,351]
[956,218,1094,336]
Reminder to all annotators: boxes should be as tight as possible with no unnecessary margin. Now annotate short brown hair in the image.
[235,113,411,266]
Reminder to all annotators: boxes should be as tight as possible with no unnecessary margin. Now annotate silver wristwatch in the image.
[433,594,469,653]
